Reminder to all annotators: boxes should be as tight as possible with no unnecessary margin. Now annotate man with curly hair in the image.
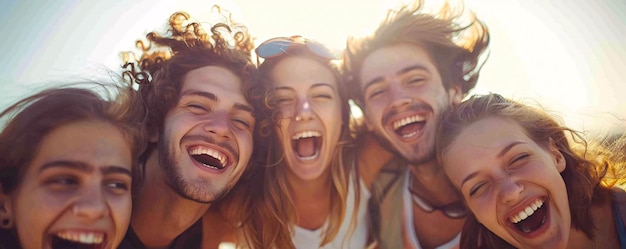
[342,1,490,248]
[118,10,261,249]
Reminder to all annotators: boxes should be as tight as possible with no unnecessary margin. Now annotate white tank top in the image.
[292,175,370,249]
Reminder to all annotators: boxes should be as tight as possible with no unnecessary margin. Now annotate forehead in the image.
[182,65,247,102]
[445,117,531,159]
[359,43,439,87]
[270,56,337,89]
[34,120,131,167]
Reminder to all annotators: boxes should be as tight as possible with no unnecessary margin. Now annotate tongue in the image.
[296,137,316,157]
[396,122,423,137]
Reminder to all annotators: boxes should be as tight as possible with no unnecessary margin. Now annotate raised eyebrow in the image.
[180,90,218,102]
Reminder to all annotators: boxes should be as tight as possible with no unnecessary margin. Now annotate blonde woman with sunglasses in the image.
[220,36,371,249]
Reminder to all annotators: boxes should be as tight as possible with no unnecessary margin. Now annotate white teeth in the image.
[56,231,104,244]
[392,115,425,130]
[509,199,544,223]
[291,130,321,140]
[190,147,227,167]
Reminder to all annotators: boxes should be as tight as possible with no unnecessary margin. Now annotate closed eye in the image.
[187,103,210,112]
[469,181,487,197]
[509,153,530,168]
[313,93,333,100]
[367,88,386,100]
[232,118,251,130]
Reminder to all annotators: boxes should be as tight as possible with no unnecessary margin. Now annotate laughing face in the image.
[158,65,254,203]
[359,43,461,164]
[442,117,570,249]
[269,56,342,181]
[7,120,132,249]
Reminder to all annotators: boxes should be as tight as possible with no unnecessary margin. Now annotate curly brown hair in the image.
[120,7,262,140]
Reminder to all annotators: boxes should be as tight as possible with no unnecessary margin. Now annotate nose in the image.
[294,99,313,122]
[497,177,524,204]
[388,82,412,109]
[203,113,232,140]
[73,185,109,220]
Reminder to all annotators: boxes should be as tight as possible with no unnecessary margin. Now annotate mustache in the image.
[181,135,239,161]
[382,103,433,126]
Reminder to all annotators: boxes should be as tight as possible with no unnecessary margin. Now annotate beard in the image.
[157,135,229,204]
[371,129,436,166]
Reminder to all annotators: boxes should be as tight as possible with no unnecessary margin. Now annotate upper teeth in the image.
[292,130,321,140]
[392,115,425,130]
[56,231,104,244]
[191,147,227,167]
[509,199,544,223]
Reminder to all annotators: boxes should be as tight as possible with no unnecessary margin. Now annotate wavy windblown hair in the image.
[343,0,490,107]
[0,84,146,194]
[435,93,626,248]
[236,46,358,248]
[120,8,261,139]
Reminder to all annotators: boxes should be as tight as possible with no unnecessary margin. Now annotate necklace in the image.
[408,173,467,219]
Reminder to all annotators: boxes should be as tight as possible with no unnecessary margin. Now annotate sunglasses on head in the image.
[255,35,337,61]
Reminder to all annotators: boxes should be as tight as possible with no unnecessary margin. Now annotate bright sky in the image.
[0,0,625,134]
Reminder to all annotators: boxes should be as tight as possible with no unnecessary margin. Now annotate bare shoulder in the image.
[356,133,394,189]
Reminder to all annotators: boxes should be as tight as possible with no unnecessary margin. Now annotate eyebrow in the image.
[39,160,132,177]
[459,141,525,188]
[274,83,335,91]
[362,64,430,93]
[181,90,254,116]
[180,90,217,102]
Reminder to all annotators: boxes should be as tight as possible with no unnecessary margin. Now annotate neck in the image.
[286,167,332,200]
[131,150,210,249]
[408,160,459,205]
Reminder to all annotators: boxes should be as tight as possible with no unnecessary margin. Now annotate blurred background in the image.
[0,0,624,135]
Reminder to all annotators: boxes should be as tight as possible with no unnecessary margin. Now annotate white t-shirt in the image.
[292,175,370,249]
[402,168,460,249]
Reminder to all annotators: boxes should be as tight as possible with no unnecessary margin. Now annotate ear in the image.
[0,184,14,229]
[548,138,566,173]
[447,84,463,106]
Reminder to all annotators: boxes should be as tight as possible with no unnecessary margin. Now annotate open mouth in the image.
[190,147,228,170]
[49,231,106,249]
[509,199,547,234]
[291,130,322,160]
[392,115,425,138]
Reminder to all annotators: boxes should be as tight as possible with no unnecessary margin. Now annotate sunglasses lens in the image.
[256,40,293,58]
[444,203,467,218]
[306,41,336,59]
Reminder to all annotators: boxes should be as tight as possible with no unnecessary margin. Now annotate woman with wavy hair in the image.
[0,83,145,249]
[226,35,370,249]
[436,93,626,249]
